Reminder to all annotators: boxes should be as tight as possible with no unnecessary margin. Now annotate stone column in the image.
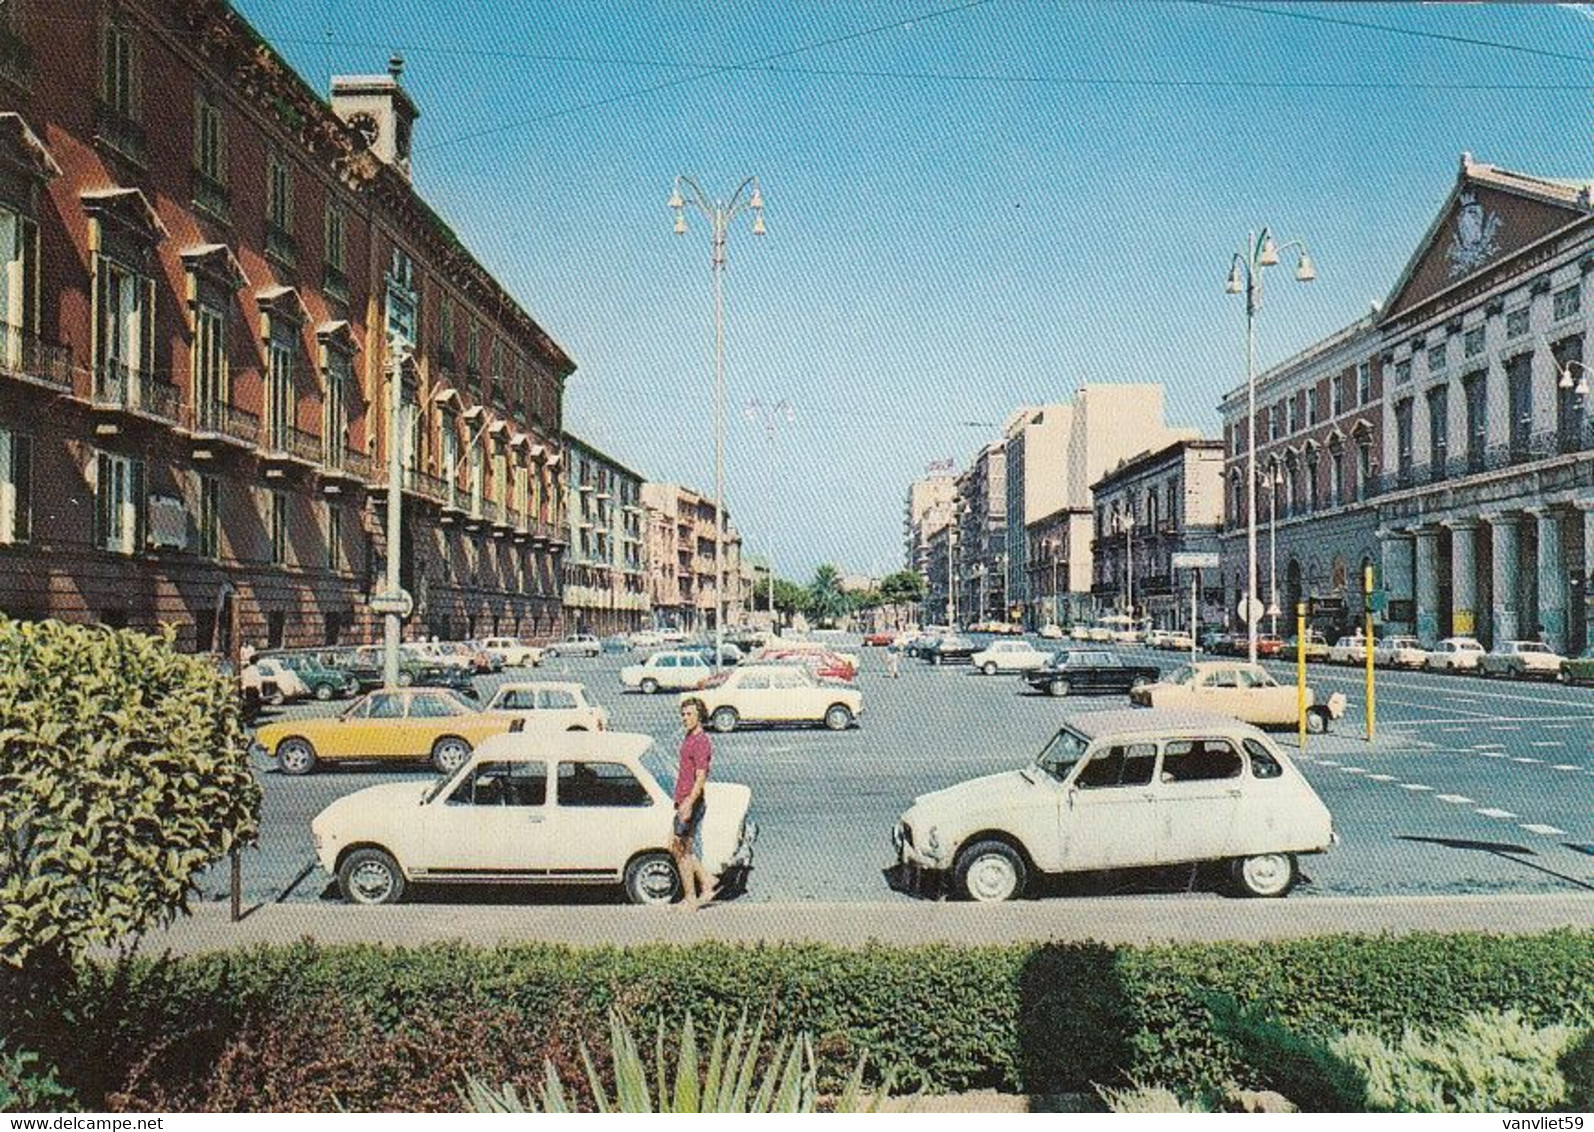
[1487,513,1521,644]
[1445,519,1479,640]
[1379,529,1415,634]
[1531,507,1566,653]
[1414,526,1441,645]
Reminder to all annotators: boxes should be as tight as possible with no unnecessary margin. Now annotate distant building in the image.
[955,442,1007,623]
[1003,405,1072,623]
[562,436,647,635]
[640,482,741,632]
[904,474,956,581]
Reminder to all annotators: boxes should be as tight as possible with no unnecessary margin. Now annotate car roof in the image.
[473,730,653,762]
[1060,706,1268,741]
[493,680,584,693]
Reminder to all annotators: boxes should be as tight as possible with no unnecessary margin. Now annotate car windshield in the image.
[423,759,471,805]
[1035,728,1089,781]
[1168,665,1195,686]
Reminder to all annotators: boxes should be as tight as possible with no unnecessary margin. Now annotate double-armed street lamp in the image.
[1226,228,1316,662]
[1558,359,1591,397]
[1258,463,1285,635]
[1112,510,1136,619]
[670,175,766,670]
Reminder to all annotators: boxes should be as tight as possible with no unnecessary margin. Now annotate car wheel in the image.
[276,737,318,776]
[337,847,406,905]
[314,683,335,702]
[430,736,471,775]
[1130,674,1151,690]
[640,678,660,695]
[397,670,414,686]
[711,706,739,733]
[624,851,682,906]
[954,840,1027,903]
[981,662,998,676]
[1230,852,1298,898]
[1047,678,1071,698]
[1305,708,1329,734]
[823,704,853,731]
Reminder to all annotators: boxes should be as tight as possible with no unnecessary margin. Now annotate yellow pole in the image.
[1364,562,1376,742]
[1297,601,1308,750]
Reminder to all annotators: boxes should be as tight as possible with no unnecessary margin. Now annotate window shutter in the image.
[94,452,109,549]
[12,433,30,544]
[140,276,155,379]
[20,217,37,336]
[131,458,146,552]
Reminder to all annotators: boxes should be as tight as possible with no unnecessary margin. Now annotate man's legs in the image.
[670,836,699,905]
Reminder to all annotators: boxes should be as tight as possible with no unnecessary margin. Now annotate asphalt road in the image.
[204,636,1594,912]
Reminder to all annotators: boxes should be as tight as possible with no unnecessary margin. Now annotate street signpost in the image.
[1172,554,1220,660]
[1238,596,1265,627]
[371,589,414,620]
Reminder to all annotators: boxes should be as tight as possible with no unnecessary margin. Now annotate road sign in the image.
[370,589,414,619]
[1238,596,1265,625]
[1172,552,1220,570]
[1310,596,1346,615]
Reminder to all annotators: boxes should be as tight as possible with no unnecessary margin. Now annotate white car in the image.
[483,681,610,731]
[1328,636,1369,666]
[1086,625,1113,643]
[892,708,1334,902]
[1427,637,1486,673]
[242,658,310,705]
[628,630,665,649]
[312,732,756,906]
[620,650,712,694]
[970,640,1052,676]
[1161,631,1195,651]
[1372,635,1429,670]
[403,642,474,670]
[687,664,862,732]
[1481,640,1566,680]
[1131,661,1346,733]
[1069,624,1092,641]
[547,633,602,658]
[478,636,545,668]
[1038,624,1065,640]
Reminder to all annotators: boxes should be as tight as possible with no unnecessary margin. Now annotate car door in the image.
[733,668,775,721]
[537,687,582,728]
[1060,742,1160,870]
[547,759,660,876]
[421,759,553,876]
[1152,737,1245,864]
[674,655,709,689]
[768,667,815,722]
[340,690,408,758]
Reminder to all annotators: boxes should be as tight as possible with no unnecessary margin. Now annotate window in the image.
[326,501,341,570]
[198,473,219,559]
[1464,325,1486,358]
[1243,738,1283,779]
[537,688,578,710]
[0,428,32,544]
[1159,739,1243,783]
[192,300,227,425]
[1427,343,1447,373]
[1428,386,1449,472]
[1270,404,1282,441]
[1395,359,1412,386]
[95,450,144,554]
[324,348,350,464]
[367,692,404,719]
[266,149,291,230]
[1506,354,1534,454]
[266,332,294,452]
[408,693,459,718]
[1553,284,1582,323]
[1075,743,1156,789]
[1305,449,1320,511]
[324,204,345,272]
[269,489,287,565]
[1356,437,1372,500]
[1395,400,1414,480]
[102,14,137,119]
[1506,306,1530,339]
[1306,386,1319,427]
[194,92,224,184]
[448,761,546,807]
[1331,375,1345,417]
[385,247,417,345]
[1464,371,1488,469]
[0,207,39,364]
[1286,396,1299,435]
[467,320,480,375]
[93,255,153,398]
[1329,443,1345,505]
[557,761,651,807]
[1357,362,1372,406]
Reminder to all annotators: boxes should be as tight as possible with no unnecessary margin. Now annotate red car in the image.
[1256,634,1285,659]
[756,648,857,682]
[863,632,895,647]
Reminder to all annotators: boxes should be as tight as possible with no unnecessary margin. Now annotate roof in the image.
[473,730,653,762]
[1059,707,1264,739]
[494,680,586,693]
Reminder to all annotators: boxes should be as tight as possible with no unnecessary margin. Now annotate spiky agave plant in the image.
[461,1011,891,1113]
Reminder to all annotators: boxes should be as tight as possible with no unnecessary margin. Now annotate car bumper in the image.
[890,821,947,869]
[729,818,759,869]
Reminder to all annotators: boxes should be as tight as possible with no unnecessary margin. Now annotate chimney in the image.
[331,57,420,180]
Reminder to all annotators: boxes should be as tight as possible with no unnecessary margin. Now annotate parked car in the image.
[252,687,518,775]
[478,636,545,668]
[687,664,863,732]
[620,650,713,694]
[1255,634,1285,659]
[904,633,940,659]
[1022,650,1160,698]
[242,658,310,706]
[1480,640,1566,681]
[601,634,634,654]
[926,635,979,666]
[343,646,478,695]
[1373,635,1430,670]
[312,731,756,906]
[1560,645,1594,686]
[1328,635,1370,666]
[627,630,665,649]
[891,709,1335,902]
[403,642,474,671]
[547,633,603,658]
[1131,661,1347,733]
[693,642,745,667]
[1038,624,1065,640]
[1284,631,1330,661]
[451,641,501,673]
[1198,630,1231,654]
[863,631,897,647]
[1069,624,1093,641]
[1424,636,1485,673]
[482,681,610,731]
[258,651,358,702]
[753,647,857,682]
[1160,630,1195,652]
[970,639,1052,676]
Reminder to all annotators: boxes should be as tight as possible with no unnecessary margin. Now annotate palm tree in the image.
[805,564,848,627]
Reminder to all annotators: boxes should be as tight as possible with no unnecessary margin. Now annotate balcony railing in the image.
[320,438,372,479]
[93,363,177,421]
[192,169,230,222]
[265,220,296,268]
[261,422,321,464]
[0,23,33,90]
[94,101,146,166]
[0,324,73,393]
[190,399,260,446]
[398,467,447,502]
[1373,427,1594,495]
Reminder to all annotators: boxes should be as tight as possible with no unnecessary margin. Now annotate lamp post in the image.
[1261,464,1283,635]
[671,175,766,670]
[744,398,793,633]
[1226,228,1316,663]
[1044,536,1061,630]
[1113,511,1136,620]
[381,334,413,690]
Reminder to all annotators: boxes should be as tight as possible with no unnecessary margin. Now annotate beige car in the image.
[686,664,863,732]
[1130,661,1347,733]
[482,681,609,731]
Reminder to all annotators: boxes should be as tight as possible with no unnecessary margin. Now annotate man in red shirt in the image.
[672,698,715,908]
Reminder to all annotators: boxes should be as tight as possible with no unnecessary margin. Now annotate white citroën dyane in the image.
[313,731,756,906]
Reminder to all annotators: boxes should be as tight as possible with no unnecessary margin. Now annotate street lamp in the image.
[671,175,766,671]
[744,398,794,633]
[1558,359,1591,397]
[381,334,413,689]
[1044,535,1062,630]
[1259,463,1284,635]
[1226,226,1316,663]
[1113,511,1136,619]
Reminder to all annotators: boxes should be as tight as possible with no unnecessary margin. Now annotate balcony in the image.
[192,169,230,223]
[94,101,146,167]
[0,324,73,394]
[321,262,349,306]
[186,399,259,455]
[319,439,373,492]
[0,23,32,91]
[92,363,177,429]
[259,422,321,475]
[264,220,296,269]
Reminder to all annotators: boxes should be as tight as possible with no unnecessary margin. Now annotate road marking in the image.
[1474,743,1506,749]
[1340,766,1367,774]
[1528,741,1564,748]
[1475,808,1518,819]
[1552,764,1583,771]
[1317,759,1340,767]
[1367,773,1397,782]
[1490,725,1522,732]
[1436,794,1475,804]
[1520,823,1567,836]
[1401,783,1433,791]
[1479,752,1507,759]
[1440,727,1468,733]
[1546,724,1575,730]
[1511,757,1543,764]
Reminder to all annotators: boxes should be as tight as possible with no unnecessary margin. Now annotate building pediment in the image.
[1382,155,1592,323]
[0,113,60,181]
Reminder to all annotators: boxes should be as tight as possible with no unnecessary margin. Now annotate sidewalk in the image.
[130,893,1593,956]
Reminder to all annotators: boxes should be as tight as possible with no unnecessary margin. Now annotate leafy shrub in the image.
[0,619,260,969]
[1561,1029,1594,1111]
[1332,1010,1578,1112]
[1096,1082,1211,1113]
[0,1043,75,1113]
[1206,993,1368,1111]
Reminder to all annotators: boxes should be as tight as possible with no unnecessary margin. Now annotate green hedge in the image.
[21,930,1594,1107]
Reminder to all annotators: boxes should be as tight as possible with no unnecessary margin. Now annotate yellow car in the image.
[252,688,516,776]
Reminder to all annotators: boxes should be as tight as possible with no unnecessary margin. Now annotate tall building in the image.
[904,473,955,579]
[640,482,741,632]
[0,1,573,653]
[562,436,647,635]
[1002,404,1072,624]
[955,442,1006,623]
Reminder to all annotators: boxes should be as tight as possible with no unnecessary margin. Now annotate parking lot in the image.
[210,636,1594,909]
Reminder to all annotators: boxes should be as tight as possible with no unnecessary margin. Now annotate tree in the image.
[804,565,849,626]
[770,578,808,621]
[879,570,927,606]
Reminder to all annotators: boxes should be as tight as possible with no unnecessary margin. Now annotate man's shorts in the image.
[673,796,706,851]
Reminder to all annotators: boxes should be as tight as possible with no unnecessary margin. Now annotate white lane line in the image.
[1401,783,1434,791]
[1340,766,1368,774]
[1552,764,1584,771]
[1491,725,1522,732]
[1511,757,1543,764]
[1479,752,1507,759]
[1317,759,1340,767]
[1436,794,1475,804]
[1475,808,1518,819]
[1546,724,1575,730]
[1367,773,1397,782]
[1528,741,1564,748]
[1521,823,1568,836]
[1440,727,1468,733]
[1474,743,1506,749]
[1448,697,1483,704]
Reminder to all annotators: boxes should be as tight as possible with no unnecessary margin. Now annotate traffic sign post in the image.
[370,589,414,620]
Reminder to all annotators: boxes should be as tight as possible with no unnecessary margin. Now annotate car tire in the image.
[641,678,660,695]
[711,707,739,733]
[981,662,998,676]
[624,851,682,906]
[1306,708,1329,734]
[1230,852,1298,898]
[314,683,335,702]
[276,737,318,776]
[1130,674,1151,690]
[954,839,1027,902]
[823,704,853,731]
[337,847,406,905]
[430,736,472,775]
[397,670,414,686]
[1048,679,1071,698]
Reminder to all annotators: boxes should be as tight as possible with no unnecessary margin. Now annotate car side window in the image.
[557,761,652,807]
[771,670,803,689]
[1243,738,1284,779]
[739,671,771,691]
[449,761,521,806]
[1160,739,1244,783]
[1075,743,1157,789]
[1206,669,1239,689]
[498,689,536,711]
[657,656,676,669]
[537,689,579,710]
[367,693,404,719]
[343,697,372,720]
[408,693,457,718]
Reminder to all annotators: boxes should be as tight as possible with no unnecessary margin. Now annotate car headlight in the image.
[926,826,942,858]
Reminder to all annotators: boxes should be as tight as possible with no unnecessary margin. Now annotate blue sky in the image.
[237,0,1594,579]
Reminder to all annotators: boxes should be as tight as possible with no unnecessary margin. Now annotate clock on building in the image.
[347,112,379,149]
